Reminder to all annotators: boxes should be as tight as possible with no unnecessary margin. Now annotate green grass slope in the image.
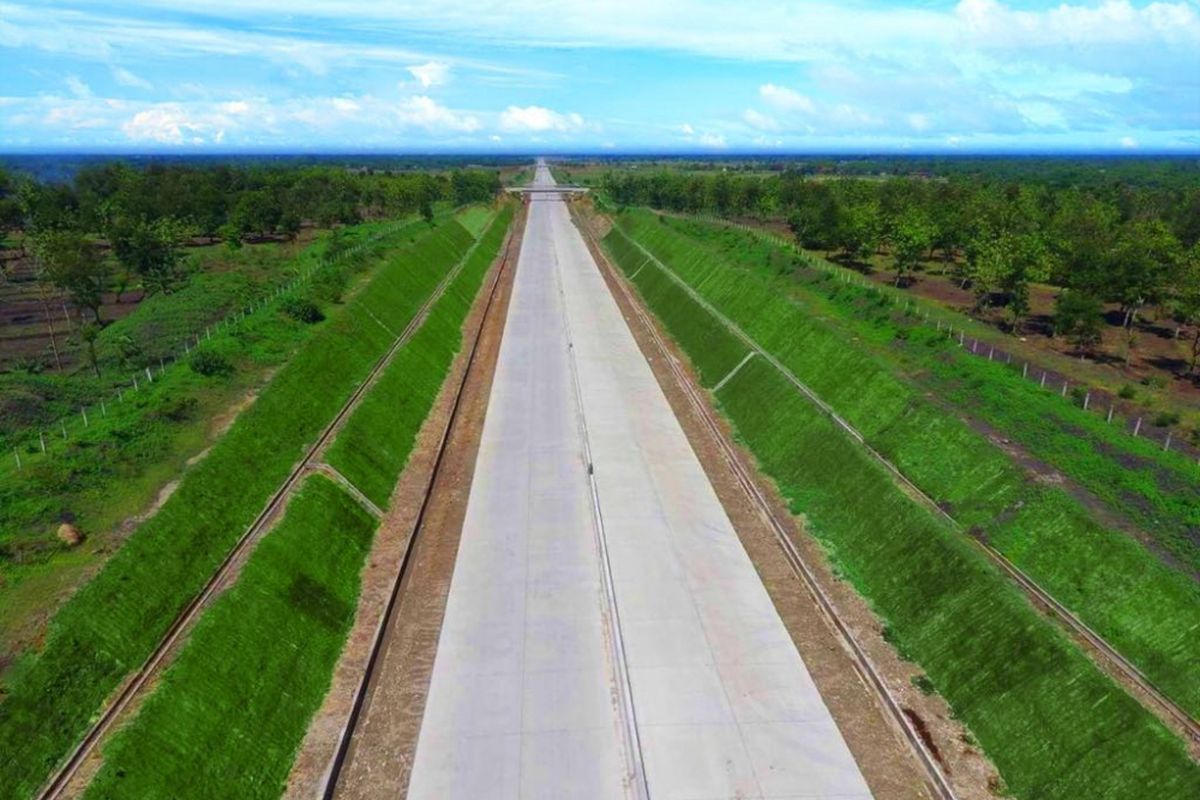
[0,217,477,799]
[83,475,373,800]
[327,205,512,508]
[611,210,1200,719]
[604,215,1200,800]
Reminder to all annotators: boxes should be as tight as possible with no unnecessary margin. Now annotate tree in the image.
[1172,244,1200,376]
[1109,219,1181,364]
[890,210,934,287]
[837,203,881,266]
[32,228,111,323]
[107,216,190,296]
[1054,290,1104,356]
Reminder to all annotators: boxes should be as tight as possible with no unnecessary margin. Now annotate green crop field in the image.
[609,210,1200,720]
[0,214,485,799]
[604,214,1200,800]
[82,474,374,800]
[327,205,512,508]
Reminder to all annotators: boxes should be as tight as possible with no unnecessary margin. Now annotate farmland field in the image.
[603,210,1200,800]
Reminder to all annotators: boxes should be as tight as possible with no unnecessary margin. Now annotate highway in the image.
[406,162,872,799]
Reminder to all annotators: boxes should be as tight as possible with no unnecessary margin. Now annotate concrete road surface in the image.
[407,162,872,799]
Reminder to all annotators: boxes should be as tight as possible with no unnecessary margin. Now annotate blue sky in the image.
[1,0,1198,152]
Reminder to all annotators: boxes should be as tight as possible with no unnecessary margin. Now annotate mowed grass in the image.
[82,475,373,800]
[0,217,480,799]
[327,205,512,508]
[611,209,1200,719]
[603,218,1200,799]
[455,205,494,238]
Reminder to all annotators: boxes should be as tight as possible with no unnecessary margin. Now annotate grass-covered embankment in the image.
[327,205,512,508]
[0,216,480,798]
[82,475,373,800]
[56,203,513,799]
[610,209,1200,719]
[0,217,428,626]
[603,215,1200,800]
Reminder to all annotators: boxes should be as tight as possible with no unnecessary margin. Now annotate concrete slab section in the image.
[408,162,870,800]
[407,164,636,800]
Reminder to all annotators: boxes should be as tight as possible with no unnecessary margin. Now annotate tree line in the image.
[0,163,501,362]
[601,166,1200,373]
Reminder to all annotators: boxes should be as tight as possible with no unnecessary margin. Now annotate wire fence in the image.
[682,211,1200,466]
[5,219,415,474]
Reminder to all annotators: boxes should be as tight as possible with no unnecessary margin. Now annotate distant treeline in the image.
[0,162,501,238]
[601,166,1200,362]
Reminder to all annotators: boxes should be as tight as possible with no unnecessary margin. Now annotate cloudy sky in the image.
[1,0,1198,152]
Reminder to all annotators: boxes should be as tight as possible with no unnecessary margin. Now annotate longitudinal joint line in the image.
[616,223,1200,746]
[551,219,651,800]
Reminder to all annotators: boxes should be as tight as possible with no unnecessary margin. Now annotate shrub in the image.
[1117,384,1138,400]
[189,350,234,378]
[1153,410,1181,428]
[281,296,325,324]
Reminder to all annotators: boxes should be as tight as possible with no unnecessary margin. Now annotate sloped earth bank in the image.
[285,206,524,799]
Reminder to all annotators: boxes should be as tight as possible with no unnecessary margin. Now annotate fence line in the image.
[5,219,414,473]
[676,211,1200,466]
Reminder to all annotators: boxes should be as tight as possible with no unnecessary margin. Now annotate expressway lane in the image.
[407,162,871,799]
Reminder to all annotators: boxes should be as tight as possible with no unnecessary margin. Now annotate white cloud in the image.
[697,132,727,148]
[111,66,151,90]
[397,95,480,132]
[407,60,450,88]
[906,112,931,132]
[122,105,206,143]
[65,75,91,98]
[499,105,584,133]
[760,84,815,114]
[679,122,695,136]
[743,109,780,131]
[1120,135,1138,149]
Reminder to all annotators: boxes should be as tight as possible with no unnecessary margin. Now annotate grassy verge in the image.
[604,215,1200,799]
[75,202,513,798]
[82,475,373,800]
[610,210,1200,718]
[0,217,429,656]
[327,205,512,508]
[0,216,479,799]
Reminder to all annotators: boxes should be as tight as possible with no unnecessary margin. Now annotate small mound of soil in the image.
[56,523,84,547]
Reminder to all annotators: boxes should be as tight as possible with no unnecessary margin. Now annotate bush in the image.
[189,350,233,378]
[1153,410,1181,427]
[1118,384,1138,400]
[281,296,325,324]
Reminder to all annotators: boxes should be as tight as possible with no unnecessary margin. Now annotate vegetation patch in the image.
[82,474,373,800]
[327,205,511,508]
[0,217,480,799]
[604,214,1200,800]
